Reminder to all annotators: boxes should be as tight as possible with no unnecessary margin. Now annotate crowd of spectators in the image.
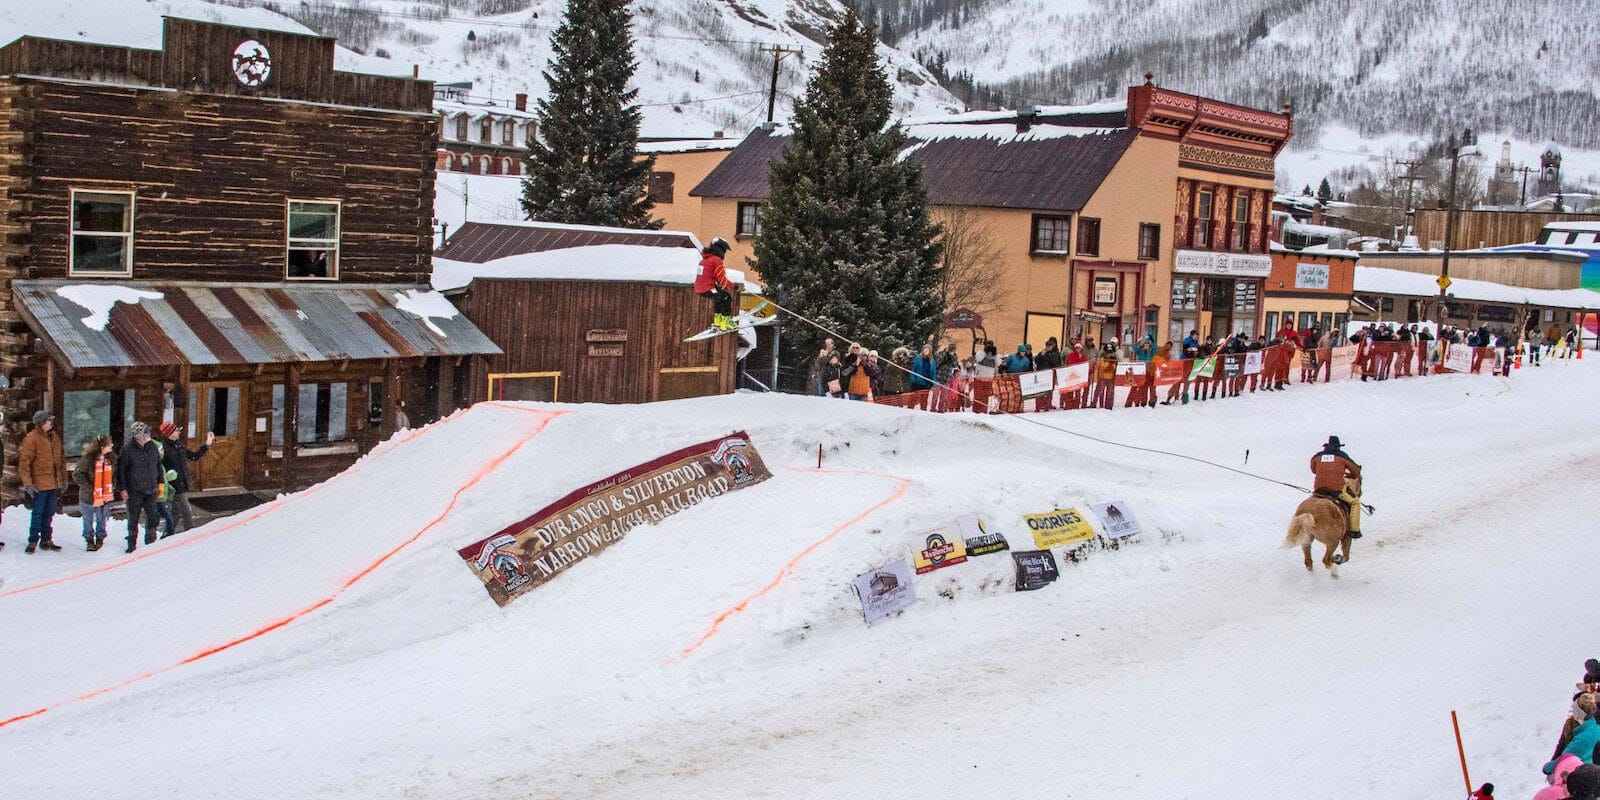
[1525,659,1600,800]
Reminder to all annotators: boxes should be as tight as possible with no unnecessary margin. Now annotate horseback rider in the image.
[1310,435,1363,539]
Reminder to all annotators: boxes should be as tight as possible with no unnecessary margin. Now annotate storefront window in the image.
[272,382,349,448]
[1233,281,1257,314]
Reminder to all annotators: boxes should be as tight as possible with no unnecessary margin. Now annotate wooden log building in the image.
[433,220,742,404]
[0,18,500,497]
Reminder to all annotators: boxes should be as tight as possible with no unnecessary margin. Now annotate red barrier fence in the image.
[870,341,1508,415]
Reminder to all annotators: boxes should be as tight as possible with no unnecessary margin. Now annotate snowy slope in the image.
[894,0,1600,150]
[3,358,1599,797]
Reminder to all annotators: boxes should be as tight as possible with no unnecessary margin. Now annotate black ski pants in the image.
[125,490,159,548]
[700,287,732,316]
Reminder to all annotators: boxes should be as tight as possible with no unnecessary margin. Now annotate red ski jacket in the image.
[694,253,730,293]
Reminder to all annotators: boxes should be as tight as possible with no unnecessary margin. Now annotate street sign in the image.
[1437,275,1452,291]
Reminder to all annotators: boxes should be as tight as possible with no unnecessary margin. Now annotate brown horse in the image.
[1284,475,1360,576]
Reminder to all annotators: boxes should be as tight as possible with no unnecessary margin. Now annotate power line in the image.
[639,90,766,109]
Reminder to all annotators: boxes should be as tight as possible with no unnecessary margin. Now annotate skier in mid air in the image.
[695,237,736,331]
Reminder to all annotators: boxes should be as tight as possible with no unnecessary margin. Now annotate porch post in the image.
[282,363,300,494]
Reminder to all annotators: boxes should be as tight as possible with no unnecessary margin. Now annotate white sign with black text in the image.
[1089,501,1143,540]
[1294,262,1331,290]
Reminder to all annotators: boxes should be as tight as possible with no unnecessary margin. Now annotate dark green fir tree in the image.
[521,0,658,228]
[753,6,943,383]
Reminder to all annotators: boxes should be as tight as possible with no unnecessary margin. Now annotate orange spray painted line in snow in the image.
[672,466,912,661]
[2,416,444,600]
[0,407,563,731]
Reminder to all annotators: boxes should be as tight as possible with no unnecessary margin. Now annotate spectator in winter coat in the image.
[882,347,913,396]
[71,435,115,551]
[158,422,212,538]
[19,409,66,553]
[864,350,886,397]
[1558,716,1600,765]
[1065,342,1089,366]
[115,421,166,553]
[934,343,959,384]
[821,354,845,398]
[1567,764,1600,800]
[1004,345,1032,374]
[1034,338,1063,370]
[972,342,999,378]
[1276,321,1300,347]
[1181,331,1200,359]
[1539,755,1584,799]
[910,345,938,389]
[1133,335,1156,362]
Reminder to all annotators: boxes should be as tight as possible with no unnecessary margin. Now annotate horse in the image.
[1284,474,1360,576]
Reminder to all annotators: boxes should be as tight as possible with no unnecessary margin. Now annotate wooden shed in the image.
[434,221,744,404]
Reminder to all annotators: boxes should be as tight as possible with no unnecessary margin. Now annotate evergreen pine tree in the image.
[1316,178,1334,203]
[753,7,943,386]
[521,0,659,228]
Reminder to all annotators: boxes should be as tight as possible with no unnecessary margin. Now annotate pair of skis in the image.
[683,301,771,342]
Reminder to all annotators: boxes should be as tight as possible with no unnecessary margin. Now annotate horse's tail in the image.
[1284,512,1316,549]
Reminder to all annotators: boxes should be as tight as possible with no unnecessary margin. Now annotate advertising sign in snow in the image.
[911,523,969,574]
[1444,343,1474,373]
[853,558,917,624]
[1221,354,1243,377]
[457,432,772,606]
[1089,502,1143,540]
[1012,550,1060,591]
[1017,370,1053,397]
[1054,363,1089,392]
[1328,345,1359,379]
[959,514,1009,556]
[1024,508,1096,549]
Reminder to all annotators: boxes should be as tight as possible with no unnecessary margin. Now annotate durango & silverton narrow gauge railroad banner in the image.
[457,432,772,606]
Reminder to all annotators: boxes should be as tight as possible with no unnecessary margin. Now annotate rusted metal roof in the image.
[13,280,501,371]
[434,220,698,264]
[690,123,1140,213]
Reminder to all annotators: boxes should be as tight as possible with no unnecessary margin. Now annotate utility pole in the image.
[1515,165,1534,207]
[761,45,801,123]
[1438,128,1478,317]
[1392,158,1426,245]
[461,175,470,224]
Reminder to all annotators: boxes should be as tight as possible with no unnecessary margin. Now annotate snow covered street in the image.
[1,360,1595,798]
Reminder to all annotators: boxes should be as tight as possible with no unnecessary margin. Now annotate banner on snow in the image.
[1152,360,1188,385]
[1221,353,1243,377]
[457,432,772,606]
[1089,501,1143,539]
[1012,550,1060,591]
[1243,351,1263,375]
[1443,343,1474,373]
[958,514,1009,556]
[1328,345,1359,379]
[1017,370,1054,397]
[854,557,917,624]
[911,523,969,574]
[1054,363,1090,392]
[1024,507,1097,549]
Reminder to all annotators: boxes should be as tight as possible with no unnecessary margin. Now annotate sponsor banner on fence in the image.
[1114,361,1148,386]
[1089,501,1143,539]
[1243,351,1263,375]
[1153,360,1188,385]
[1055,363,1090,392]
[1024,507,1097,549]
[1328,345,1358,379]
[959,514,1009,556]
[854,557,917,624]
[1012,550,1060,591]
[457,432,772,607]
[1221,354,1243,377]
[1189,356,1216,379]
[1017,370,1054,397]
[912,524,969,574]
[1443,343,1473,372]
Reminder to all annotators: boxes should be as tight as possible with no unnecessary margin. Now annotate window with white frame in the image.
[502,119,515,145]
[737,202,762,237]
[286,200,339,280]
[70,190,135,275]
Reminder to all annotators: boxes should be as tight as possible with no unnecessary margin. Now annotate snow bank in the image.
[433,245,746,291]
[6,363,1600,798]
[54,284,163,331]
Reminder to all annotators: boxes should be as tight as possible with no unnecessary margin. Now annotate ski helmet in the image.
[707,237,730,257]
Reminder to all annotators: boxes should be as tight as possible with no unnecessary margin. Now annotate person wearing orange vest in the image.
[72,434,115,551]
[694,237,736,331]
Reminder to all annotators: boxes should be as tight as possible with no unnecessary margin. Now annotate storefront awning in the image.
[13,280,501,372]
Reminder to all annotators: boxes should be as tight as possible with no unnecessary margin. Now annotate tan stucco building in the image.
[657,81,1292,353]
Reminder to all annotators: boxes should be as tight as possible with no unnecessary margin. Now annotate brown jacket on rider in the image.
[1311,450,1360,493]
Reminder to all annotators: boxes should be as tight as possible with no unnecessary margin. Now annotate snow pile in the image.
[4,364,1600,797]
[1355,266,1600,309]
[391,288,462,336]
[54,284,163,331]
[433,245,747,291]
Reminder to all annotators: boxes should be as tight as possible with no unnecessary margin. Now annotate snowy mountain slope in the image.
[890,0,1600,149]
[3,361,1599,797]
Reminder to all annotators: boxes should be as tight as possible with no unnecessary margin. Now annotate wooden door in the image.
[189,383,245,490]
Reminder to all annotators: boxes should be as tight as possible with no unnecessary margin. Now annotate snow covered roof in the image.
[434,99,538,121]
[639,138,743,154]
[433,244,746,292]
[435,220,700,264]
[1354,266,1600,310]
[899,100,1128,128]
[1283,221,1351,238]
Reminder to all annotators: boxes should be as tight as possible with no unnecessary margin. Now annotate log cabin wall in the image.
[456,279,738,405]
